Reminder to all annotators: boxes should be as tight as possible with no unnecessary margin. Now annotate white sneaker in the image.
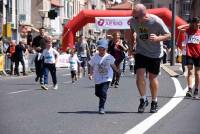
[41,84,48,90]
[53,84,58,90]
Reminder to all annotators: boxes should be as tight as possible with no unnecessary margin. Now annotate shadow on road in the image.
[58,111,150,114]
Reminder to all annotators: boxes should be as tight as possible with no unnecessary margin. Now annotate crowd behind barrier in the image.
[0,53,71,76]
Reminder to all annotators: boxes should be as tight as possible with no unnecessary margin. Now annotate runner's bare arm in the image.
[149,33,171,42]
[88,65,93,80]
[128,29,137,56]
[177,24,189,32]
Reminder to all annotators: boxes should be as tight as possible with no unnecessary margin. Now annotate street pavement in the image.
[0,65,199,134]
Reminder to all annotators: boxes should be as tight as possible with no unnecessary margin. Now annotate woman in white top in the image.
[41,35,59,90]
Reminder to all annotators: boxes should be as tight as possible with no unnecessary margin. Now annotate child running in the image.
[69,48,82,83]
[88,38,118,114]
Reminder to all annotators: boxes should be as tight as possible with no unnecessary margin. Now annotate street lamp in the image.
[170,0,176,66]
[38,9,48,28]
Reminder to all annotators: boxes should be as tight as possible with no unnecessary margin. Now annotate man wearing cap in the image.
[178,17,200,98]
[88,38,118,114]
[130,3,171,113]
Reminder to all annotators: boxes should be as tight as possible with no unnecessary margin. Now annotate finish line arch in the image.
[62,8,187,51]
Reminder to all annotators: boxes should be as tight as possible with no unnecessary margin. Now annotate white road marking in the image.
[7,89,35,94]
[7,81,72,95]
[125,77,192,134]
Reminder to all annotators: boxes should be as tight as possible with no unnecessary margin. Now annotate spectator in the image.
[107,31,128,88]
[6,40,17,75]
[15,40,27,76]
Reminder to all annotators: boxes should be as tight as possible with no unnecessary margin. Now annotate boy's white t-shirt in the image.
[69,54,79,71]
[42,47,59,64]
[89,53,115,84]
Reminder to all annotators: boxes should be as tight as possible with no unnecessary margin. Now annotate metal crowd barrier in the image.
[1,53,69,75]
[3,53,37,74]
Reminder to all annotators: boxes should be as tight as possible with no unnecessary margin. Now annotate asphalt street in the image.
[0,67,199,134]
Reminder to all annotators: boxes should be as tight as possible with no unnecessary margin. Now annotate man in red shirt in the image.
[178,17,200,98]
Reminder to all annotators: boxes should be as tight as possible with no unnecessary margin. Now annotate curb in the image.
[161,64,180,77]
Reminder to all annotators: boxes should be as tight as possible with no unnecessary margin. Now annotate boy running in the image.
[88,39,118,114]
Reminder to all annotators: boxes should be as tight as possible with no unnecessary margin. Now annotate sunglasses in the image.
[134,16,139,20]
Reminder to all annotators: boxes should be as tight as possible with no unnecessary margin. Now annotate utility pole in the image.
[170,0,176,66]
[5,1,8,39]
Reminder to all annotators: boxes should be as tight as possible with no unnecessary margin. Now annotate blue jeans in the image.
[43,63,57,85]
[95,82,110,109]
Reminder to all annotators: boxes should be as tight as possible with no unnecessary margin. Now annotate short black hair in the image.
[39,27,45,30]
[188,17,200,23]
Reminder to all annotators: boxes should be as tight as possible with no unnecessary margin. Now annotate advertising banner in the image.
[95,17,132,29]
[56,53,70,68]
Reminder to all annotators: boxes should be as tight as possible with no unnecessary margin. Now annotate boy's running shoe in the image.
[138,98,149,113]
[150,101,158,113]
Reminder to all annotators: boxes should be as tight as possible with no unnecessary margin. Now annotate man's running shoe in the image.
[150,101,158,113]
[186,89,192,97]
[41,84,48,90]
[53,84,58,90]
[193,89,199,99]
[138,98,149,113]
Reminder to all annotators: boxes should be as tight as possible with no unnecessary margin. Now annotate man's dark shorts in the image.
[134,54,161,75]
[186,56,200,67]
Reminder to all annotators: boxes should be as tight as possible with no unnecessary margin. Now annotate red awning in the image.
[51,0,63,7]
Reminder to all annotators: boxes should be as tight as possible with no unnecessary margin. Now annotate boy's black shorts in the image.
[134,54,161,75]
[186,56,200,67]
[71,70,77,78]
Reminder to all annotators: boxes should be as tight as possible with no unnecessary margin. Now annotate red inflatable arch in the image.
[62,8,187,51]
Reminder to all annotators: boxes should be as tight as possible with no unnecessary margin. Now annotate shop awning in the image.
[51,0,64,7]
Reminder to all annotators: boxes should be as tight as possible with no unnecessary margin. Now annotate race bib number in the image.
[188,35,200,44]
[139,26,149,41]
[139,33,149,41]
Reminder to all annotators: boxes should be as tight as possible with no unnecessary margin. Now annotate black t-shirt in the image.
[15,44,26,59]
[27,34,32,45]
[32,35,46,51]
